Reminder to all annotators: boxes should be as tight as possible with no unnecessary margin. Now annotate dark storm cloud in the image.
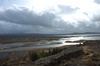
[0,7,56,27]
[0,7,74,34]
[0,21,25,33]
[94,0,100,4]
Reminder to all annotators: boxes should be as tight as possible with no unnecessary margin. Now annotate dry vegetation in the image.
[0,40,100,66]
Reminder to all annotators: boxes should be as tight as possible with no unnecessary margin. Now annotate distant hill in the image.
[71,32,100,35]
[0,33,67,39]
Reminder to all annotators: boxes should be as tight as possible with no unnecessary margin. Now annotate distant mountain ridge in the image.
[71,32,100,35]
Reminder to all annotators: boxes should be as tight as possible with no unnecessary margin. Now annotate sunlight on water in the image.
[63,43,81,45]
[1,34,100,52]
[69,37,84,41]
[61,37,84,41]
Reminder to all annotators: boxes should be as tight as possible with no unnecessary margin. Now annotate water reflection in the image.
[61,37,84,42]
[0,35,100,52]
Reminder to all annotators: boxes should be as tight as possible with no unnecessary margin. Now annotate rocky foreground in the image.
[0,40,100,66]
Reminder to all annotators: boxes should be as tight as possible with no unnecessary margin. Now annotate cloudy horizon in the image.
[0,0,100,34]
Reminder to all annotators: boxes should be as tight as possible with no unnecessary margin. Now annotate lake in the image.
[0,34,100,52]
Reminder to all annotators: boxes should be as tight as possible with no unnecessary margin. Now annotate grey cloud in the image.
[76,20,100,32]
[1,19,100,34]
[92,14,100,22]
[0,20,75,34]
[0,6,80,34]
[0,21,28,34]
[0,21,48,34]
[58,5,79,14]
[0,6,100,34]
[0,7,56,27]
[94,0,100,4]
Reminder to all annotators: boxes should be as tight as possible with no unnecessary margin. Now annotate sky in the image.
[0,0,100,34]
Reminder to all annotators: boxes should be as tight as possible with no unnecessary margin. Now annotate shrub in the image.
[30,48,63,61]
[29,52,39,61]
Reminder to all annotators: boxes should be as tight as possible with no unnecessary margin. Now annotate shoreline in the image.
[0,38,60,44]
